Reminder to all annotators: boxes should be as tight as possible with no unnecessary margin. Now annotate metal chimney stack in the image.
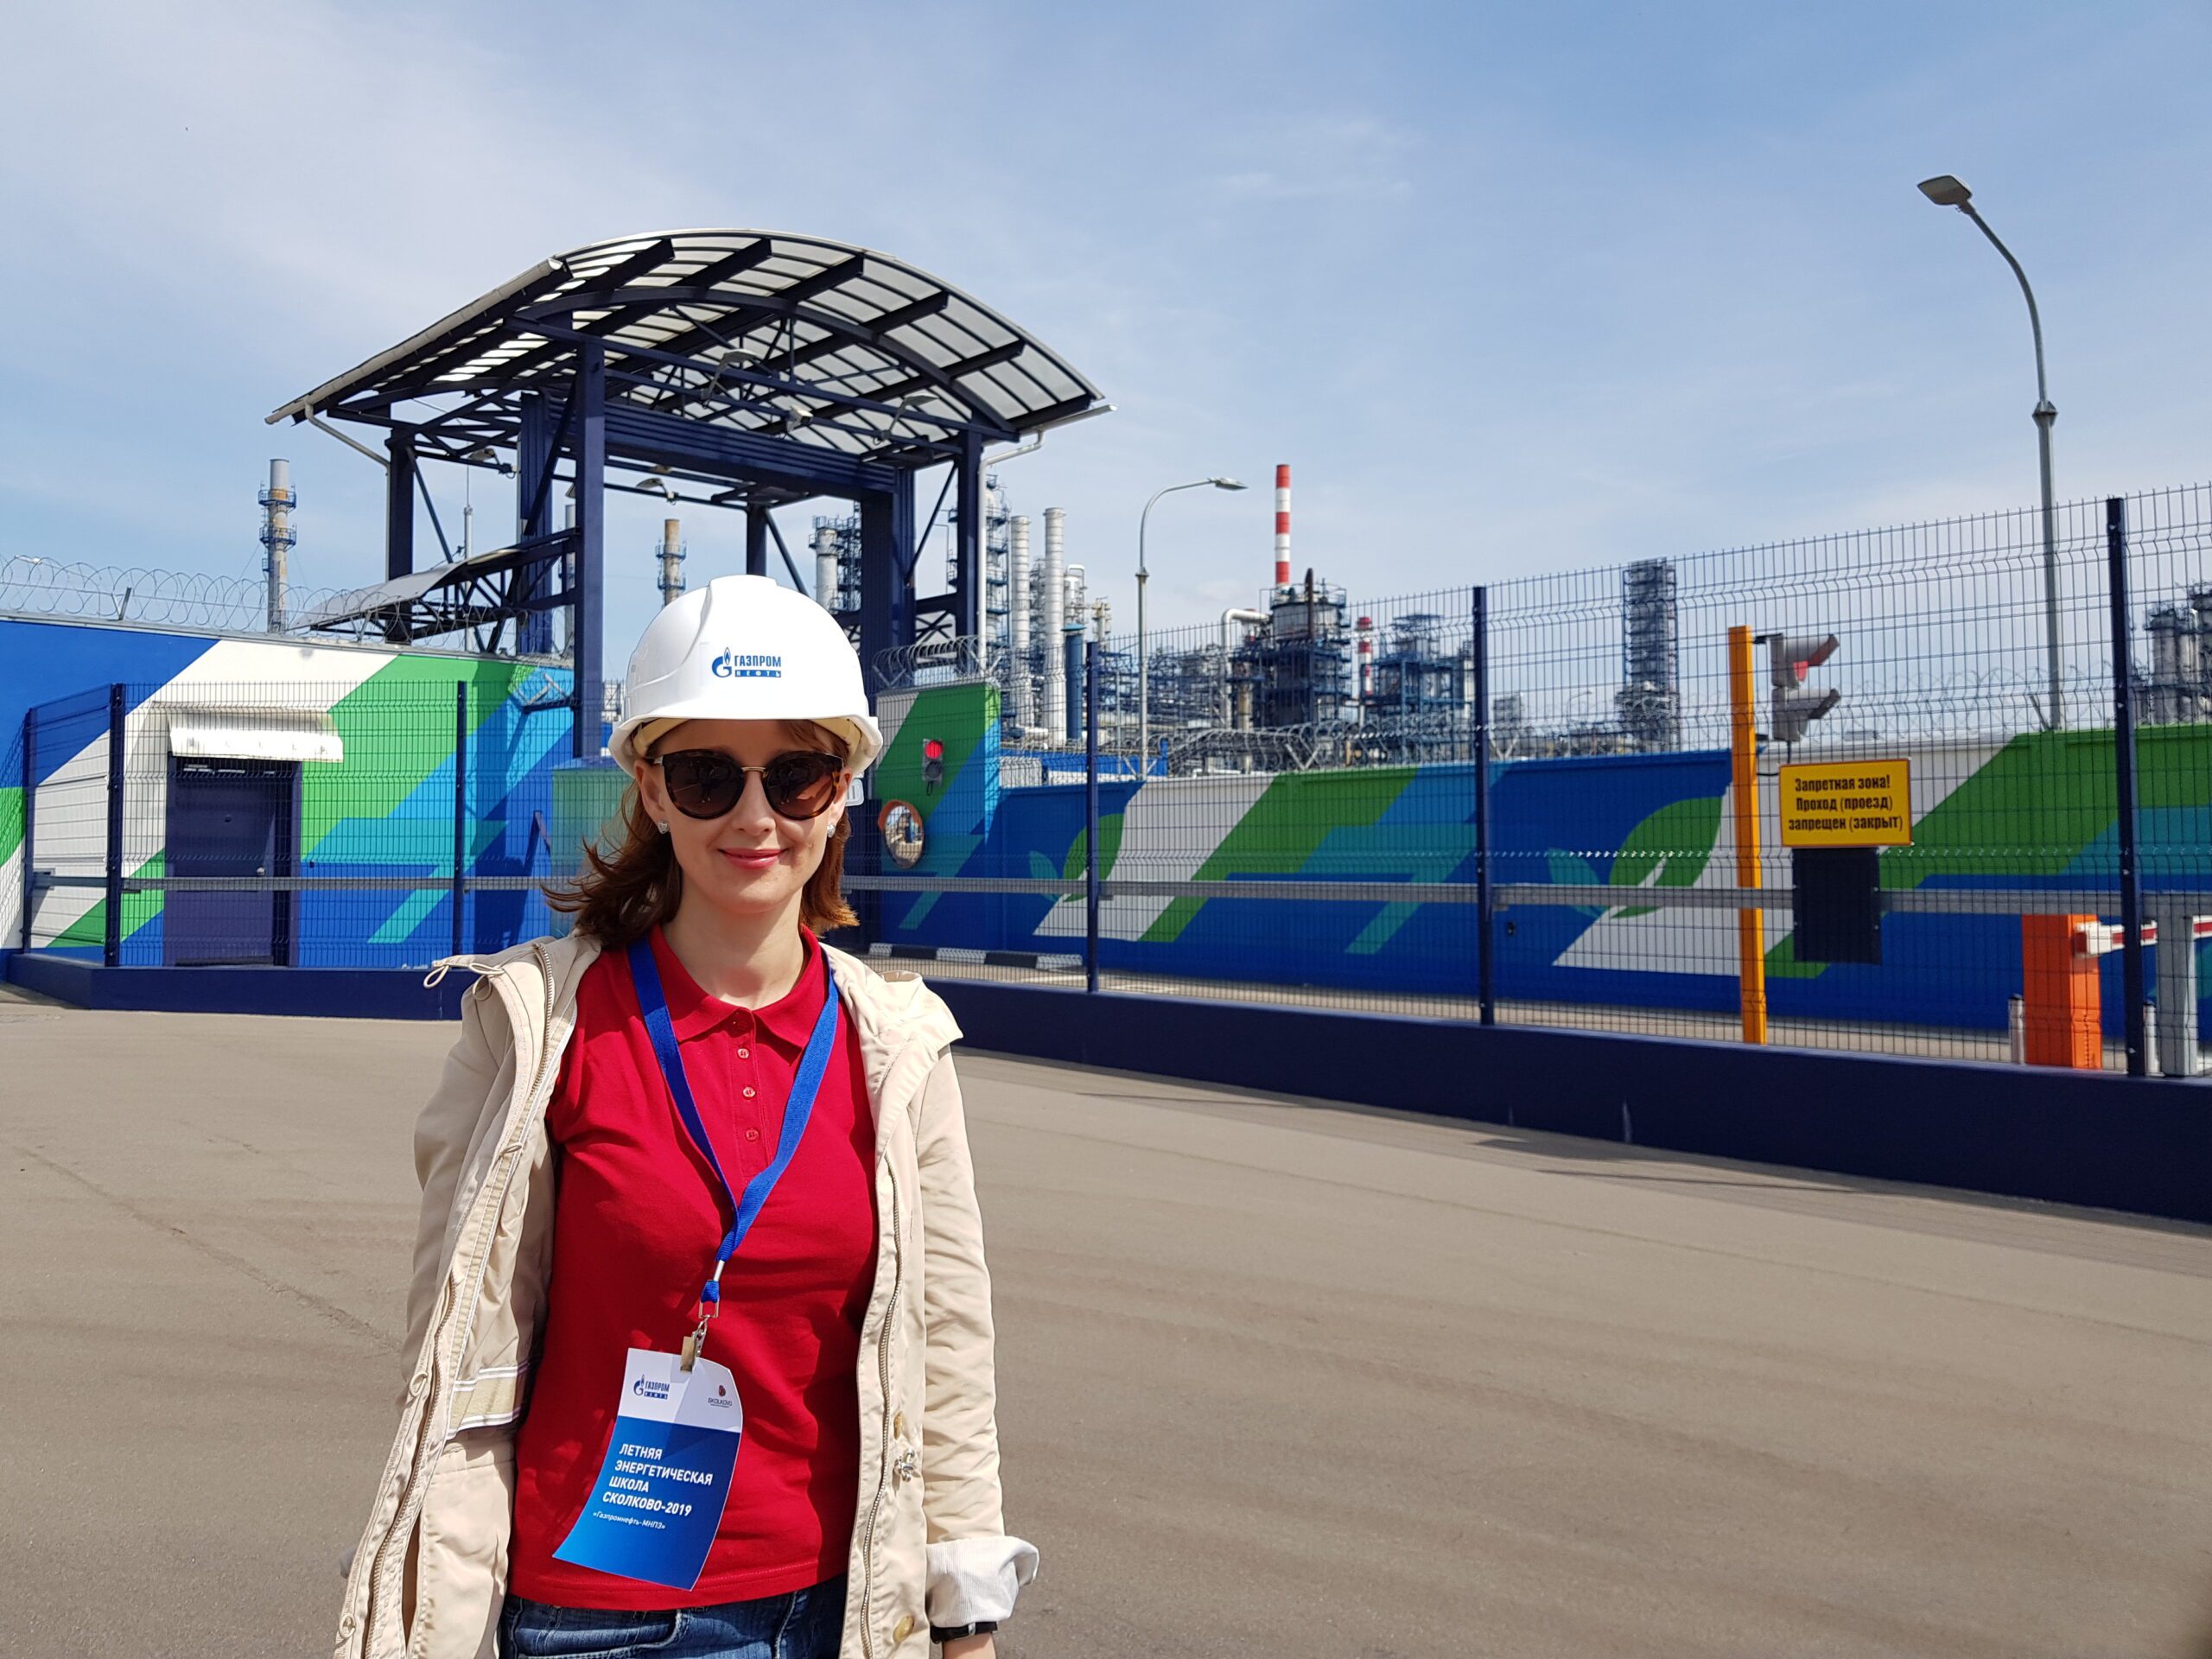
[1008,514,1033,729]
[258,458,296,633]
[1041,507,1067,741]
[813,522,841,610]
[658,518,685,607]
[1273,463,1292,592]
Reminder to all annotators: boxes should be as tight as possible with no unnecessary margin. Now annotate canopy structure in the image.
[270,230,1105,756]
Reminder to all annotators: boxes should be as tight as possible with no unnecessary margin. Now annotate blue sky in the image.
[3,1,2207,659]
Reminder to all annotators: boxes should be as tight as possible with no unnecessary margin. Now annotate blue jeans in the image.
[498,1575,846,1659]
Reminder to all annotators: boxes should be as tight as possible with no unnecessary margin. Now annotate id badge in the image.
[552,1347,744,1590]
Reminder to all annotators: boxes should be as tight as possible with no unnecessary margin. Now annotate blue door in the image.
[165,759,296,966]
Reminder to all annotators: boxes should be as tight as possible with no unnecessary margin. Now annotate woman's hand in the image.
[939,1636,995,1659]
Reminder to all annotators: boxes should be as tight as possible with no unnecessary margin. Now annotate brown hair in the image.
[546,720,859,948]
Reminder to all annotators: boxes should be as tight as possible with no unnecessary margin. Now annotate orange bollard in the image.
[2020,915,2101,1068]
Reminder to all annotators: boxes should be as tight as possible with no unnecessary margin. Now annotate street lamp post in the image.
[1918,173,2063,729]
[1138,475,1245,774]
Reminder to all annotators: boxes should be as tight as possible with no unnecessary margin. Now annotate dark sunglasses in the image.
[652,748,847,820]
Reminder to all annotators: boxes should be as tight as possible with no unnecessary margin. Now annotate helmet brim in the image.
[609,702,883,778]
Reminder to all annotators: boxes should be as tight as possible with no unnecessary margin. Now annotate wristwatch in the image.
[929,1620,999,1644]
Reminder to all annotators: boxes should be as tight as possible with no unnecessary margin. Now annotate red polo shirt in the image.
[509,925,877,1609]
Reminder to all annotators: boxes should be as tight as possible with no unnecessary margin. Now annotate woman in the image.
[334,575,1036,1659]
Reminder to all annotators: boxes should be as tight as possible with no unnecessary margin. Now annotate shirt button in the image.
[891,1614,916,1643]
[742,1085,756,1098]
[744,1128,760,1141]
[736,1046,749,1058]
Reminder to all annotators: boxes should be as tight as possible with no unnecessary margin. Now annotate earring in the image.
[656,820,671,835]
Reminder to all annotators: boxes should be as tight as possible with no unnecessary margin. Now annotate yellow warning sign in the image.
[1778,758,1913,848]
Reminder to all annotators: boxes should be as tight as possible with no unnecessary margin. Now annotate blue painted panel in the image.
[0,620,213,780]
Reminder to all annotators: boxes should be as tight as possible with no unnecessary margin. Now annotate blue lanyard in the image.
[626,938,842,1328]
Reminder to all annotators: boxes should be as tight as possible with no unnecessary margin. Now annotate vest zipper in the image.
[859,1106,906,1659]
[365,943,559,1652]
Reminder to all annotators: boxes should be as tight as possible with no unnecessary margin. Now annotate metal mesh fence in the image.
[13,677,569,969]
[849,484,2212,1077]
[10,486,2208,1080]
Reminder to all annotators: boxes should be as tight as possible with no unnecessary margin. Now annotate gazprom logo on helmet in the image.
[711,649,783,680]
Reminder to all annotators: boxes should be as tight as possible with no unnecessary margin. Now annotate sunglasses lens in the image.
[661,752,742,817]
[763,752,843,819]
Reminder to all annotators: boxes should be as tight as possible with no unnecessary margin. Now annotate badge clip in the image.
[681,1261,726,1371]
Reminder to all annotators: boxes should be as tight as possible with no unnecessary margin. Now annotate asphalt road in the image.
[2,984,2209,1657]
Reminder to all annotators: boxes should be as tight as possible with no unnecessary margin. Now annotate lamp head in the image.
[1210,477,1248,491]
[1917,175,1973,208]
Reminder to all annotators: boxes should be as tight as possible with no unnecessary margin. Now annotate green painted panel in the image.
[0,785,21,865]
[1884,725,2212,889]
[1141,766,1415,944]
[1611,794,1722,917]
[53,852,165,945]
[551,764,632,874]
[302,658,536,854]
[1060,812,1125,881]
[877,683,996,821]
[1763,930,1827,980]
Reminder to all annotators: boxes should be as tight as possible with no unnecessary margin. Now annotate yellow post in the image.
[1729,625,1768,1044]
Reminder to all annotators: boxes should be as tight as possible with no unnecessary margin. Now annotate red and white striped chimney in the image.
[1273,463,1292,589]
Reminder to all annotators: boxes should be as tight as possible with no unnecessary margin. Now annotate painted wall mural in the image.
[8,621,2205,1036]
[870,683,2212,1034]
[2,616,577,966]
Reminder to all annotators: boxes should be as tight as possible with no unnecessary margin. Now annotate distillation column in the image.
[814,522,841,611]
[1008,514,1032,731]
[1042,507,1067,741]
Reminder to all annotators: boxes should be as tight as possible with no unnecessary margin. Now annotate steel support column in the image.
[1085,639,1101,993]
[1728,626,1768,1045]
[746,507,770,578]
[2107,497,2148,1076]
[858,477,917,695]
[955,435,983,643]
[385,427,417,582]
[573,345,607,760]
[1472,586,1495,1026]
[517,392,555,654]
[19,710,35,950]
[453,681,470,957]
[104,683,124,969]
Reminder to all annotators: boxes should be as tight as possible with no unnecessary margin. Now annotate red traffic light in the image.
[923,738,944,760]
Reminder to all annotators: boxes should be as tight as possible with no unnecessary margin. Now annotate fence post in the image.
[105,683,124,968]
[19,710,35,951]
[453,681,469,960]
[2106,498,2147,1077]
[1471,586,1495,1026]
[1727,627,1768,1044]
[1084,639,1101,994]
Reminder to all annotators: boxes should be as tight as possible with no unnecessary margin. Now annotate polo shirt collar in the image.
[646,925,825,1045]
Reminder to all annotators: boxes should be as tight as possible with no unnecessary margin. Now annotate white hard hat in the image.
[608,575,882,778]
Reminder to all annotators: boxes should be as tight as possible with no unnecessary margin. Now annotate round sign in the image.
[879,799,926,868]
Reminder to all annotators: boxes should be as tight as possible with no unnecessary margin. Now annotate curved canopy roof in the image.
[270,230,1104,467]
